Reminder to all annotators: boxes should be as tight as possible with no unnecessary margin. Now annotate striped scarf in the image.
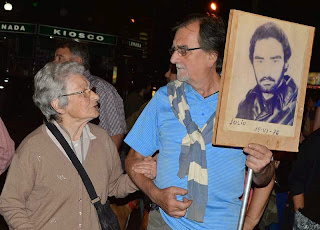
[167,80,215,222]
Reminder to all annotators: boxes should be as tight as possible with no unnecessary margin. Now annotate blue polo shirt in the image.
[125,84,246,229]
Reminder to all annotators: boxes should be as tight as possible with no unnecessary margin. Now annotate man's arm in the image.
[243,144,275,187]
[292,193,304,211]
[244,173,275,230]
[125,148,192,218]
[110,134,124,150]
[289,148,307,212]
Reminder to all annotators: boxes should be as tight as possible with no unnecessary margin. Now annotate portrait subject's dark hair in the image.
[172,13,226,72]
[56,40,90,69]
[249,22,292,64]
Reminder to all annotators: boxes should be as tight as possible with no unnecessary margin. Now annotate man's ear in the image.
[208,52,218,68]
[51,98,66,115]
[73,56,83,64]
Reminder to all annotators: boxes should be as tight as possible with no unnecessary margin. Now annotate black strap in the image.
[45,121,101,208]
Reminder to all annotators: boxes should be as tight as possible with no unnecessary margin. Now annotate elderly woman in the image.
[0,62,153,229]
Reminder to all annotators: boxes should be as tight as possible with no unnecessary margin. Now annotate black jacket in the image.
[289,128,320,224]
[236,75,297,125]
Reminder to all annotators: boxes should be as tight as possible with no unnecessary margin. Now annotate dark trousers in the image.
[147,209,172,230]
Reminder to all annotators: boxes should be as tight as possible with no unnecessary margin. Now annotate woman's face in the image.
[61,74,99,124]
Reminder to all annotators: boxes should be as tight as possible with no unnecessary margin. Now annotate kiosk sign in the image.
[38,25,117,45]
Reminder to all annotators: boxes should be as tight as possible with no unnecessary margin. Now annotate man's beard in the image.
[258,76,283,93]
[176,67,190,82]
[177,74,190,82]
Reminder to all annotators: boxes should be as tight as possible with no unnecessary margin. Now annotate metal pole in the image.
[237,168,253,230]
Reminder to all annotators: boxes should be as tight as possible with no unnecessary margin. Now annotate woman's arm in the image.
[0,155,36,229]
[244,173,275,230]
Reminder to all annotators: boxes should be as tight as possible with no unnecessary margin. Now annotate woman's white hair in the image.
[33,61,85,121]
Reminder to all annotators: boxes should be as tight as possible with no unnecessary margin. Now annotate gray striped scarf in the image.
[167,80,215,222]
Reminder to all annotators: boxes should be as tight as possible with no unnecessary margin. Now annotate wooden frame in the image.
[212,10,315,152]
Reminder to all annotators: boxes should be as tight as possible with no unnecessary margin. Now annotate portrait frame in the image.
[212,10,315,152]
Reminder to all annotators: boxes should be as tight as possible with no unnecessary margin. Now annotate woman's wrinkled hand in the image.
[132,156,157,180]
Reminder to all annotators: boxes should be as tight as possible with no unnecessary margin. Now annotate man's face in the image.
[253,38,286,93]
[170,22,211,84]
[54,47,73,63]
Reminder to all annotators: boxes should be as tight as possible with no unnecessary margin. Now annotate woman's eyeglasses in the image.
[59,87,96,98]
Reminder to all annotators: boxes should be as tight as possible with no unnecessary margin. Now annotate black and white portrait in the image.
[236,22,297,126]
[213,10,314,150]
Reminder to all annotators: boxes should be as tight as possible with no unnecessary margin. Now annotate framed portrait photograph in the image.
[212,10,315,152]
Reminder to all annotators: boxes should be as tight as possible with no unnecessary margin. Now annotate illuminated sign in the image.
[0,22,37,34]
[38,25,117,45]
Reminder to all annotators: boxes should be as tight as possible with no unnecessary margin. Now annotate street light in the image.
[4,2,13,11]
[210,2,217,11]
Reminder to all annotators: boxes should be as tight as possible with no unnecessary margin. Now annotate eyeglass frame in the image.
[168,45,202,56]
[59,87,96,98]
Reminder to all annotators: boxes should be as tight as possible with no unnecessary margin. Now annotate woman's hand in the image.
[132,156,157,180]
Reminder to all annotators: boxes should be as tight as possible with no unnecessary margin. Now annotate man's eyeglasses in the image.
[168,46,202,56]
[59,87,96,98]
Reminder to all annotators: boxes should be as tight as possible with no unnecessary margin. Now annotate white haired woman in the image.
[0,62,154,229]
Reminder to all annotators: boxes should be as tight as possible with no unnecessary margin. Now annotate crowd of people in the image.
[0,12,319,230]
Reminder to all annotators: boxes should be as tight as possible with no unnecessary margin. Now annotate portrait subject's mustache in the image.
[260,76,275,83]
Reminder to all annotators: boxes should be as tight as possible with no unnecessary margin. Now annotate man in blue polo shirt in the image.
[125,14,275,229]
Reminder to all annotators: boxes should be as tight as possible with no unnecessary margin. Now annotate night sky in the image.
[1,0,319,72]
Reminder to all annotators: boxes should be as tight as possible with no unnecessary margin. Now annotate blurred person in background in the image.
[301,89,318,138]
[164,63,178,83]
[311,93,320,132]
[0,117,15,175]
[126,64,177,132]
[289,129,320,229]
[124,74,152,119]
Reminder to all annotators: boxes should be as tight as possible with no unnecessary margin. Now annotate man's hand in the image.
[154,186,192,218]
[126,149,192,218]
[243,143,275,187]
[243,143,272,173]
[132,156,157,180]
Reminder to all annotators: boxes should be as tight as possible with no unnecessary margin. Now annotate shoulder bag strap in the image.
[45,120,101,208]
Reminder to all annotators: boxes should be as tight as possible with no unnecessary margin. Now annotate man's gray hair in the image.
[55,41,90,70]
[33,61,85,121]
[172,13,226,72]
